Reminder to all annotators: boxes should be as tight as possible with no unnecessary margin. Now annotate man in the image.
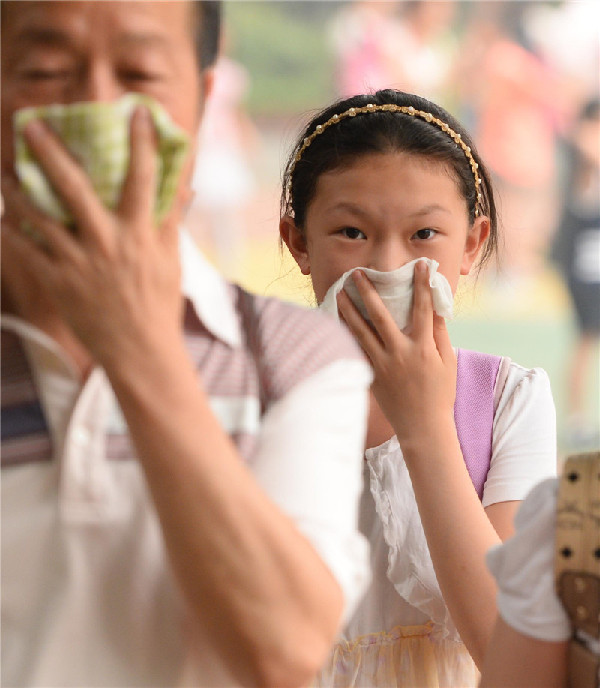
[1,3,371,686]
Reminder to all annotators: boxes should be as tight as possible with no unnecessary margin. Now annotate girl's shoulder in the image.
[493,357,553,419]
[481,355,556,507]
[454,348,553,418]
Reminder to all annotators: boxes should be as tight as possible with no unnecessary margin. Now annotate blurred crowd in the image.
[330,0,598,279]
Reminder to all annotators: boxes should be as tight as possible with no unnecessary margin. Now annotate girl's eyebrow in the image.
[326,202,372,219]
[409,204,451,217]
[326,202,451,219]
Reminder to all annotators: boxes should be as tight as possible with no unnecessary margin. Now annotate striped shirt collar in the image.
[179,229,241,349]
[1,230,242,351]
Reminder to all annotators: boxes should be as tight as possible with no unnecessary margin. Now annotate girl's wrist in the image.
[397,412,459,465]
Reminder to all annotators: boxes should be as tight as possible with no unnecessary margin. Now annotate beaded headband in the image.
[287,103,483,217]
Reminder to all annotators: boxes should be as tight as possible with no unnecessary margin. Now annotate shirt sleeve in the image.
[482,364,557,508]
[250,357,373,625]
[486,478,571,642]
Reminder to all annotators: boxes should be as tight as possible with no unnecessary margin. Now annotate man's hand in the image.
[1,106,187,369]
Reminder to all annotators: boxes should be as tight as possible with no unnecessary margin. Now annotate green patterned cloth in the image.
[14,93,189,228]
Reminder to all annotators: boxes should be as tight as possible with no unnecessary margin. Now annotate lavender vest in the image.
[454,348,503,500]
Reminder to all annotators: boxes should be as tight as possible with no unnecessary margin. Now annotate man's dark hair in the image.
[194,1,222,69]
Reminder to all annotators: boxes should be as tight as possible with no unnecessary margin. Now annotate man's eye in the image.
[340,227,366,240]
[414,228,437,240]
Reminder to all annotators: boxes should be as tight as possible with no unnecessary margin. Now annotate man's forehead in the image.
[2,1,194,45]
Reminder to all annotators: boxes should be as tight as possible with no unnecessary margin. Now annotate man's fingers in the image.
[22,119,111,241]
[1,177,82,262]
[1,214,55,284]
[118,106,158,229]
[158,179,191,253]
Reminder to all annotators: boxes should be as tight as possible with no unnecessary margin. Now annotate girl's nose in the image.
[369,243,407,273]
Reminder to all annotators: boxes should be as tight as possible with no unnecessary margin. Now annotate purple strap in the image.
[454,349,502,500]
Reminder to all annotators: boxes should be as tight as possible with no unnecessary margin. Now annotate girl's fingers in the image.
[22,119,111,243]
[351,270,402,348]
[118,106,158,230]
[1,177,83,263]
[410,259,435,340]
[433,313,455,364]
[336,289,382,361]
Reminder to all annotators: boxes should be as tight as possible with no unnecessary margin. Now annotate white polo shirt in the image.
[1,231,372,687]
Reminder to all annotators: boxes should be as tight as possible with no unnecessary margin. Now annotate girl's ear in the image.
[279,215,311,275]
[460,215,491,275]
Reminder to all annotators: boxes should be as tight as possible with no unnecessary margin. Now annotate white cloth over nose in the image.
[319,258,454,331]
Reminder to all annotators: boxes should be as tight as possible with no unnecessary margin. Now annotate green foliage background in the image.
[225,1,343,116]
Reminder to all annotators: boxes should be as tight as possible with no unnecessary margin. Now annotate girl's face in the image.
[282,151,490,304]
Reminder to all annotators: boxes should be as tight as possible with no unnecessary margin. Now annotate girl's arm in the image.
[479,616,568,688]
[338,263,518,667]
[398,409,515,667]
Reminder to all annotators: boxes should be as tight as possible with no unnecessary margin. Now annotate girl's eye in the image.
[413,228,437,240]
[340,227,366,240]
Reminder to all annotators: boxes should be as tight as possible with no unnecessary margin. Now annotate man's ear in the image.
[279,215,311,275]
[196,67,216,124]
[183,69,216,194]
[461,215,491,275]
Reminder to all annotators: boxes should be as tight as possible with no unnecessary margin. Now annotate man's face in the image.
[1,1,205,176]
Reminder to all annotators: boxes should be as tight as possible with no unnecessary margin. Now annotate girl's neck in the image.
[365,391,396,450]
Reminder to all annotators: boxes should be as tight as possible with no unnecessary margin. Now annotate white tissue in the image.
[319,258,453,331]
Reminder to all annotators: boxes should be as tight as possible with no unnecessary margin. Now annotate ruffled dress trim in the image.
[315,622,479,688]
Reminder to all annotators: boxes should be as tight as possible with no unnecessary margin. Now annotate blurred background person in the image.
[329,1,404,96]
[458,2,568,293]
[186,37,259,280]
[386,0,459,106]
[329,0,459,108]
[550,99,600,450]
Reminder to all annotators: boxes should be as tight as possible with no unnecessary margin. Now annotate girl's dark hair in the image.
[281,89,498,269]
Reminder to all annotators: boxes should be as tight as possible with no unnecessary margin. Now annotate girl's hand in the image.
[1,106,188,370]
[336,260,457,452]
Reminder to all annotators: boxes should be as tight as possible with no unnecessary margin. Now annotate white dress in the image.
[316,361,557,688]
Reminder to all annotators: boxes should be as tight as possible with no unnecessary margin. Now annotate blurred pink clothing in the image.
[477,40,561,188]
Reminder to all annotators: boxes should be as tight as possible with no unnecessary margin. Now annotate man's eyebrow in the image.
[118,33,171,48]
[14,27,172,51]
[14,27,74,49]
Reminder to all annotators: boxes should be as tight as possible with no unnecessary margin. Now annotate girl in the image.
[279,89,557,687]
